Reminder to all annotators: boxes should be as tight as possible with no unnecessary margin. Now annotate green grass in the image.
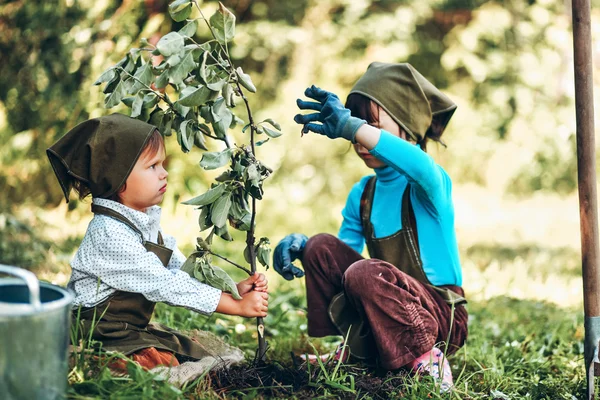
[66,289,589,399]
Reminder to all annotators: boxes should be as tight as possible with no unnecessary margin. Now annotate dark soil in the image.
[208,356,412,399]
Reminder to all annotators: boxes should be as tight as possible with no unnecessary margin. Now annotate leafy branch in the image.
[94,0,281,362]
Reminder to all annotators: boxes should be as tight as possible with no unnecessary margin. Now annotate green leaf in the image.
[199,148,233,170]
[211,193,232,228]
[105,80,126,108]
[181,251,202,275]
[143,92,159,108]
[212,110,232,138]
[169,50,196,85]
[130,93,144,118]
[197,257,241,299]
[256,138,270,146]
[263,125,283,138]
[168,0,192,22]
[179,19,198,38]
[177,85,215,107]
[209,2,236,44]
[222,83,235,107]
[130,63,154,94]
[246,164,260,187]
[103,73,120,94]
[157,32,185,57]
[203,66,228,91]
[155,69,169,89]
[94,68,116,86]
[261,118,281,131]
[235,67,256,93]
[257,238,271,268]
[214,224,233,241]
[178,120,193,152]
[194,128,208,150]
[182,184,227,207]
[196,237,211,251]
[198,206,212,231]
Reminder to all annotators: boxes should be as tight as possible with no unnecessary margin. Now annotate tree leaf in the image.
[211,193,232,228]
[209,2,236,44]
[261,118,281,131]
[263,125,282,138]
[178,120,192,152]
[181,251,202,275]
[179,19,198,38]
[168,49,196,85]
[199,148,233,170]
[157,32,185,57]
[235,67,256,93]
[143,92,159,108]
[177,85,215,107]
[256,237,271,268]
[212,110,232,138]
[246,164,260,186]
[256,138,270,146]
[214,224,233,241]
[94,68,116,86]
[198,206,212,231]
[130,93,144,118]
[198,258,241,299]
[194,128,208,150]
[168,0,192,22]
[155,69,169,89]
[104,80,126,108]
[131,62,153,93]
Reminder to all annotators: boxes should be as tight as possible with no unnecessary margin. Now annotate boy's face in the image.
[353,103,411,169]
[119,145,168,212]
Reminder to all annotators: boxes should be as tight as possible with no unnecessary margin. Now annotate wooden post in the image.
[572,0,600,398]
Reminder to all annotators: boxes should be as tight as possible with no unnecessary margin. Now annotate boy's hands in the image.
[237,273,268,295]
[239,290,269,318]
[216,273,269,318]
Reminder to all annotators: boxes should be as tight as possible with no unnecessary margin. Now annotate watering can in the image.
[0,264,73,399]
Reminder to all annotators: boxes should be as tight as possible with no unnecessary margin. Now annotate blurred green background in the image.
[0,0,596,308]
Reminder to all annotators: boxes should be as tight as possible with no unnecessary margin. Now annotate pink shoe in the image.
[300,342,349,364]
[410,347,453,392]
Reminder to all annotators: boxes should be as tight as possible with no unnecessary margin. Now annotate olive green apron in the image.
[74,205,212,360]
[328,177,466,360]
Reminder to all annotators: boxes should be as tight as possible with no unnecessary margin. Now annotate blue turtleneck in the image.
[338,130,462,286]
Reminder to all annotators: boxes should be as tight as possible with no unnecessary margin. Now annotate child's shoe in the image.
[409,347,453,392]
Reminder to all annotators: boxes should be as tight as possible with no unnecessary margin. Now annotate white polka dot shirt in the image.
[67,198,222,315]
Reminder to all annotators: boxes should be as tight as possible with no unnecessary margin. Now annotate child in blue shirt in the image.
[273,63,467,392]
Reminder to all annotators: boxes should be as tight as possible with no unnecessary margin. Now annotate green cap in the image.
[47,113,157,202]
[349,62,457,143]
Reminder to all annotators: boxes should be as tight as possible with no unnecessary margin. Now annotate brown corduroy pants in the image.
[303,233,468,369]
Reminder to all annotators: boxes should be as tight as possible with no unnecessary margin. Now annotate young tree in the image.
[94,0,279,362]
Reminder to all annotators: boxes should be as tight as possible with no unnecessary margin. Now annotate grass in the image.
[63,289,589,399]
[2,189,591,398]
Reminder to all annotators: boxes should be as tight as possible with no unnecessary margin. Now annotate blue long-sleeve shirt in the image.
[338,131,462,286]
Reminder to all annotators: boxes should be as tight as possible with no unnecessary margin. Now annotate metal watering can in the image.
[0,264,73,399]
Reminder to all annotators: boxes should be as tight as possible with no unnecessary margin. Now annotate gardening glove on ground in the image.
[294,85,366,143]
[273,233,308,280]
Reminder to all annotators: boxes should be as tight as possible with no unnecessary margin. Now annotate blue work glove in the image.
[293,85,366,143]
[273,233,308,280]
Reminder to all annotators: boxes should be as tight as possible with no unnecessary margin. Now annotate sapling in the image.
[94,0,280,362]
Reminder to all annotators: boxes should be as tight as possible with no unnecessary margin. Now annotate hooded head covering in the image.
[348,62,457,143]
[47,113,157,203]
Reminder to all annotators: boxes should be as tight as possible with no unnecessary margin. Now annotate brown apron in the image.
[73,205,212,360]
[328,177,466,359]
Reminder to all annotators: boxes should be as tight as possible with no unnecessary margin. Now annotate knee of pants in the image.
[343,259,377,296]
[303,233,338,267]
